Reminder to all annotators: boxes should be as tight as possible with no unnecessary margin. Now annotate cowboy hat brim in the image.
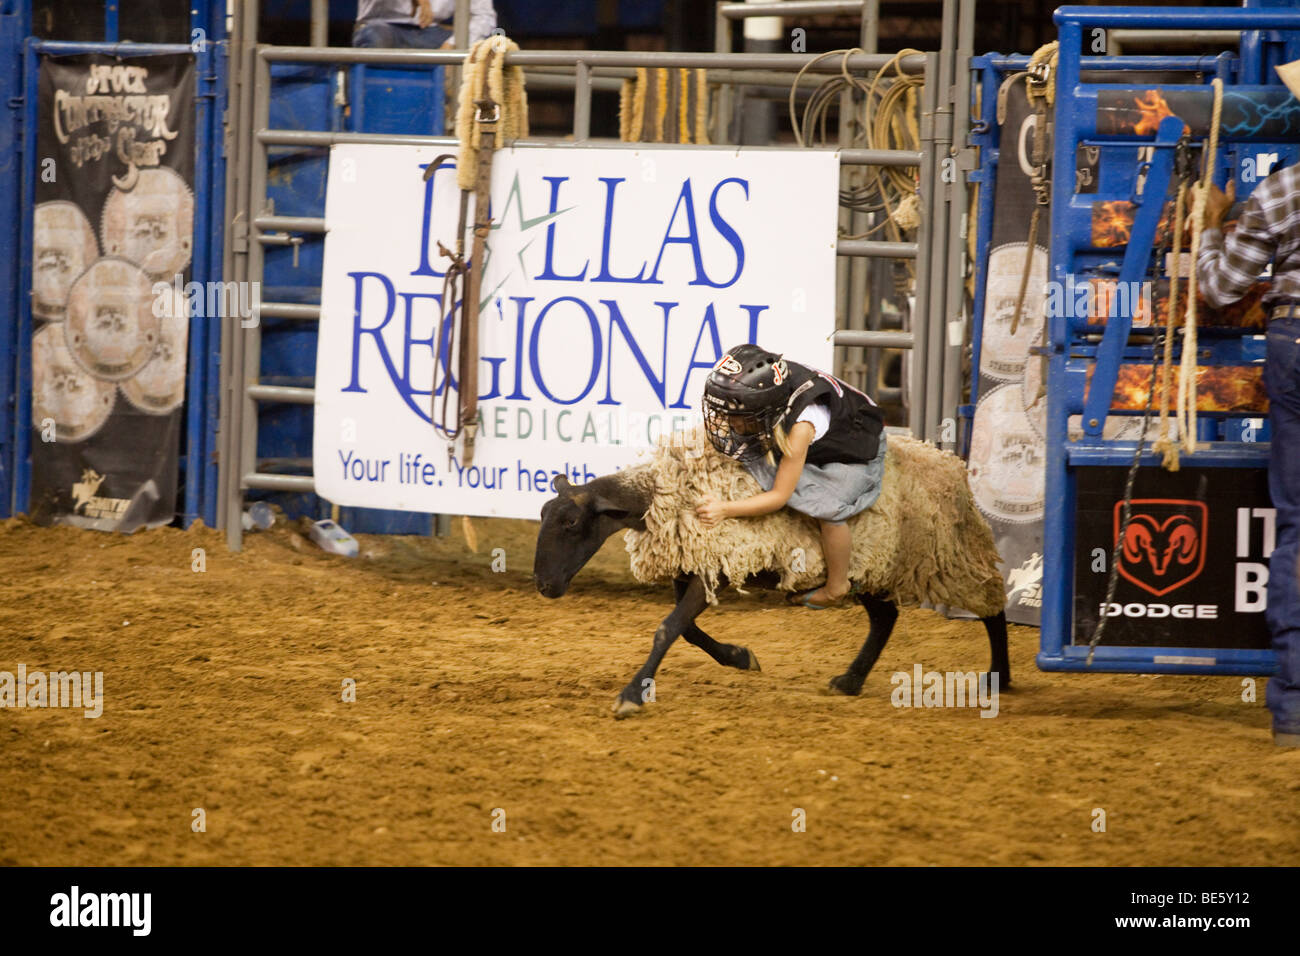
[1276,59,1300,102]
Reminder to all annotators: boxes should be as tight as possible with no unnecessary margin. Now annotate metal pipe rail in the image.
[525,65,874,88]
[256,129,922,167]
[259,46,926,74]
[838,239,917,259]
[1055,5,1300,29]
[254,215,327,234]
[833,330,914,349]
[244,474,317,492]
[981,53,1234,72]
[261,303,320,321]
[32,40,198,55]
[718,0,865,15]
[247,384,315,404]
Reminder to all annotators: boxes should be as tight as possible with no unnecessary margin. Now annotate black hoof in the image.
[984,671,1012,692]
[741,648,761,671]
[825,673,863,696]
[611,694,644,719]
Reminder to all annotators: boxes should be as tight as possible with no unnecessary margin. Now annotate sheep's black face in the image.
[534,478,621,598]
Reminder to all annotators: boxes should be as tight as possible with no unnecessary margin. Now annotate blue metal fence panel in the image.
[0,1,31,517]
[185,32,228,528]
[1039,5,1300,677]
[14,36,38,516]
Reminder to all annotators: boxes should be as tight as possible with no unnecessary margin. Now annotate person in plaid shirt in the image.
[1197,62,1300,748]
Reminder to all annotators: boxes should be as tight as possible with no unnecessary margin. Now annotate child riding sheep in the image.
[696,343,886,610]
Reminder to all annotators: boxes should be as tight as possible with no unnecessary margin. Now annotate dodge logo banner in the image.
[1115,500,1208,597]
[1074,467,1272,650]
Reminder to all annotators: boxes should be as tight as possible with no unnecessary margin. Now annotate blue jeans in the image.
[352,21,453,48]
[1266,316,1300,733]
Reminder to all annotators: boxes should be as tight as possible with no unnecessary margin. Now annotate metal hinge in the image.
[231,216,249,253]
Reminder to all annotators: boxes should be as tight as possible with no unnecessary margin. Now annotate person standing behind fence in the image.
[353,0,497,49]
[1196,61,1300,749]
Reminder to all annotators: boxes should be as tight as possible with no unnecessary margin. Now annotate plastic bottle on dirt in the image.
[242,502,274,531]
[309,518,359,557]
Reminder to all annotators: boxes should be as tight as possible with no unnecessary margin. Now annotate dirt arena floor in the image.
[0,514,1296,867]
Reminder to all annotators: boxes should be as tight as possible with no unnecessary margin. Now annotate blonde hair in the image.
[767,421,793,464]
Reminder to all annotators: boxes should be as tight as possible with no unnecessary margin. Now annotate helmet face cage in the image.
[703,392,785,462]
[702,346,793,461]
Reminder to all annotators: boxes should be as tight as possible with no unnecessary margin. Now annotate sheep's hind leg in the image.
[983,610,1012,691]
[827,593,898,696]
[612,574,711,718]
[674,576,761,673]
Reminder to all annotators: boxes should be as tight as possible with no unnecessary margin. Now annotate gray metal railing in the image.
[221,0,970,550]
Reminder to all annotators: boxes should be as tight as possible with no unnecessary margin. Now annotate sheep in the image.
[533,426,1010,717]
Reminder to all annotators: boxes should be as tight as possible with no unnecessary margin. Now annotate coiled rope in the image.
[788,48,923,262]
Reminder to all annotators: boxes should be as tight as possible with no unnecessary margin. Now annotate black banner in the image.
[30,54,195,530]
[1073,466,1273,649]
[1097,86,1300,139]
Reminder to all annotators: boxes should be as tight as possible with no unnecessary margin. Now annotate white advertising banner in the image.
[314,145,839,518]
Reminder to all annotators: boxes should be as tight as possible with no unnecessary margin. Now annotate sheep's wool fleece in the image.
[624,427,1006,616]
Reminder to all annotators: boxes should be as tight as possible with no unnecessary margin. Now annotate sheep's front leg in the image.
[674,576,761,673]
[827,593,898,696]
[613,574,711,718]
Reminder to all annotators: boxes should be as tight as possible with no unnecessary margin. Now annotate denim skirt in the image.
[742,432,887,523]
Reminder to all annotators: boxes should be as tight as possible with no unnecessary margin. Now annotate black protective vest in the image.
[777,361,883,466]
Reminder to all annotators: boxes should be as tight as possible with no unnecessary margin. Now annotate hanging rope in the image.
[1175,77,1223,458]
[423,35,528,467]
[1028,41,1058,107]
[1153,173,1189,470]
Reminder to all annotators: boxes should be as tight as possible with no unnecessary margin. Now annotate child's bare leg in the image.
[804,521,852,605]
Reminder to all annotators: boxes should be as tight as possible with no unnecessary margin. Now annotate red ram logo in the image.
[1114,499,1207,597]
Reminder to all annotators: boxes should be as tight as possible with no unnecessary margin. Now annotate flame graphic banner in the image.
[1085,363,1268,413]
[1071,274,1270,330]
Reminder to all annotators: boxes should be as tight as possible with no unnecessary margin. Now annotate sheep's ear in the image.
[551,474,571,493]
[590,476,643,521]
[593,494,630,520]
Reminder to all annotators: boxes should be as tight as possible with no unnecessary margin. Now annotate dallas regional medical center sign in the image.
[315,146,838,518]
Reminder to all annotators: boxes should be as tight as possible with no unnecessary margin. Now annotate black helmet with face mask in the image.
[702,343,793,461]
